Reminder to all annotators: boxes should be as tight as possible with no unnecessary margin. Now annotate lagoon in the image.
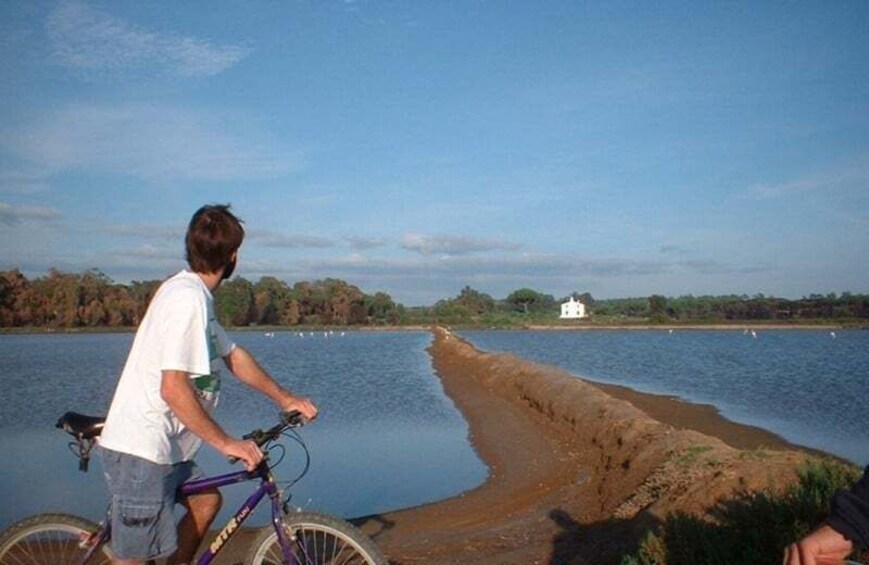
[4,327,865,533]
[0,331,487,529]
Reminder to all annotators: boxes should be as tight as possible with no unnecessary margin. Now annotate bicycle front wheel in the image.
[246,511,385,565]
[0,512,112,565]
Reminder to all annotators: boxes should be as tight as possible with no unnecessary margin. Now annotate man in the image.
[783,467,869,564]
[99,204,318,565]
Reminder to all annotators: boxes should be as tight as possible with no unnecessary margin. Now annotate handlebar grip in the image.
[282,410,303,426]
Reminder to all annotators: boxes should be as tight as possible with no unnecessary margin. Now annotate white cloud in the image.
[46,0,251,77]
[401,232,521,256]
[3,103,302,181]
[0,202,61,225]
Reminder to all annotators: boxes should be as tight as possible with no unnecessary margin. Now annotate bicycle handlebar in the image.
[229,410,305,465]
[243,410,304,445]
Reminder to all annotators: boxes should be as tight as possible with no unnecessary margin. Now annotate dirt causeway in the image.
[354,327,818,564]
[214,326,820,564]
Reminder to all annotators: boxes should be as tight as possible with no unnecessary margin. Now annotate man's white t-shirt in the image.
[100,270,235,464]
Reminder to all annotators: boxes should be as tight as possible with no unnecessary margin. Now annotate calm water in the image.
[462,329,868,465]
[0,331,487,529]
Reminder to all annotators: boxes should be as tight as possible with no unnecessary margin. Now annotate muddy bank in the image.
[352,327,820,564]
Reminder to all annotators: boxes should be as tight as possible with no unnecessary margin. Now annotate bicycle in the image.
[0,410,386,565]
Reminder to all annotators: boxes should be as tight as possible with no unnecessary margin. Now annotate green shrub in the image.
[622,460,866,564]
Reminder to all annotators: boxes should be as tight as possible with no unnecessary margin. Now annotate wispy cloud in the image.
[678,259,771,276]
[0,202,61,225]
[0,171,52,194]
[401,232,521,256]
[660,244,689,256]
[3,103,302,181]
[46,0,251,77]
[343,235,389,249]
[748,162,869,199]
[248,230,335,249]
[98,223,183,240]
[244,251,671,283]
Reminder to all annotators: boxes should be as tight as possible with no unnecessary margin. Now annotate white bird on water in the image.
[830,331,837,339]
[751,330,757,339]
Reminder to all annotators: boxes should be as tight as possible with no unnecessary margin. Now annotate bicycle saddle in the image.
[56,411,106,439]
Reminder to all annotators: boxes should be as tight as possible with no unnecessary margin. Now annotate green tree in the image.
[253,276,290,325]
[455,285,495,315]
[571,292,595,309]
[215,276,255,326]
[506,288,553,314]
[648,294,669,323]
[366,291,398,324]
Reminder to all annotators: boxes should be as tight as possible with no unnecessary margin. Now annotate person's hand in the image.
[783,525,854,565]
[281,395,319,422]
[222,438,264,471]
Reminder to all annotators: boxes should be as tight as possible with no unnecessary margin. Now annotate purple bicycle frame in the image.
[77,465,299,565]
[178,467,297,565]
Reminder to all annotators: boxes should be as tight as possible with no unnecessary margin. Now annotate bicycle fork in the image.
[270,485,307,565]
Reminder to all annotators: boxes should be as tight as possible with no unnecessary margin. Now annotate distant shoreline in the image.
[523,323,849,330]
[0,321,858,335]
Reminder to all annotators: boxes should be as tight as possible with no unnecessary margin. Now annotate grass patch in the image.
[674,446,715,466]
[621,459,867,565]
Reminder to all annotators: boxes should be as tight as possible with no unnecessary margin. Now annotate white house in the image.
[560,296,588,319]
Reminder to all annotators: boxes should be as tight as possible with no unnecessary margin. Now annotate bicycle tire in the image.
[245,510,386,565]
[0,512,113,565]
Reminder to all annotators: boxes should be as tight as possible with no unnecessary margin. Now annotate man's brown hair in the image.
[185,204,245,274]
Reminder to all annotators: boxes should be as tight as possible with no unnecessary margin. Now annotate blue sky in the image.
[1,1,867,305]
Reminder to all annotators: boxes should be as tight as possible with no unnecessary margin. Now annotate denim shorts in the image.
[98,447,203,561]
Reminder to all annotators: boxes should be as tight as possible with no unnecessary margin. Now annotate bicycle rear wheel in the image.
[0,513,112,565]
[246,511,385,565]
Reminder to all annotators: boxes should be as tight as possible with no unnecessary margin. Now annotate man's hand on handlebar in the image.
[280,395,318,422]
[222,437,264,471]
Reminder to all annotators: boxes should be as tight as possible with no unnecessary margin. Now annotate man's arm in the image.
[783,466,869,564]
[223,346,318,420]
[161,369,263,470]
[783,525,852,564]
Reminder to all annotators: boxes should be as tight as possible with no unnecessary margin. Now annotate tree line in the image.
[0,269,403,328]
[411,286,869,325]
[1,268,867,329]
[595,292,869,323]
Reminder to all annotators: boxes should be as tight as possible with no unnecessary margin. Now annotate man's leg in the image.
[100,448,178,564]
[168,489,222,565]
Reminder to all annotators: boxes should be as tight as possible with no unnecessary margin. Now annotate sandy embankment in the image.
[211,326,821,564]
[353,327,818,564]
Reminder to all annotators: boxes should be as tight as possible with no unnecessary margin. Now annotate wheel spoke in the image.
[0,514,111,565]
[245,511,384,565]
